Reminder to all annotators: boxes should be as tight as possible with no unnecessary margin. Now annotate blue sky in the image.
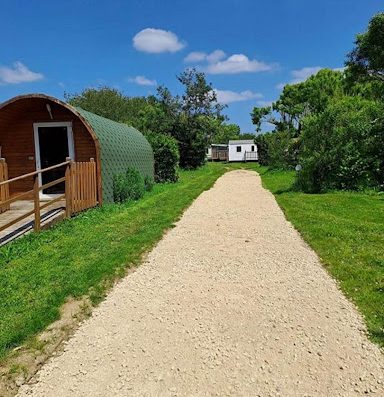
[1,0,383,132]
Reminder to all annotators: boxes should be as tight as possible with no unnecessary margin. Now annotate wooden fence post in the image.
[65,158,72,218]
[33,174,40,232]
[0,158,10,213]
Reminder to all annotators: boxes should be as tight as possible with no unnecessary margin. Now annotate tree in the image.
[238,133,257,140]
[65,87,129,122]
[297,96,384,192]
[145,132,179,183]
[250,69,344,169]
[158,68,225,169]
[66,70,226,170]
[212,123,240,143]
[177,69,224,117]
[346,13,384,82]
[251,106,272,133]
[252,69,344,135]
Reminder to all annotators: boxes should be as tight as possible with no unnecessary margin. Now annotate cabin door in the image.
[33,122,75,195]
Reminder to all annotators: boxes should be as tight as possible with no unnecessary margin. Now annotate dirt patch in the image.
[0,297,92,397]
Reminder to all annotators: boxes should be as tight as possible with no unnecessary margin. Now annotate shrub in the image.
[296,96,384,192]
[144,175,154,192]
[255,129,299,169]
[145,132,180,183]
[113,167,146,203]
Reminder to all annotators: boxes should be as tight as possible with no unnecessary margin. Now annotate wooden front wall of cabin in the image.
[211,147,228,161]
[0,98,97,196]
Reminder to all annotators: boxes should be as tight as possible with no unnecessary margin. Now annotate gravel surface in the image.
[18,170,384,396]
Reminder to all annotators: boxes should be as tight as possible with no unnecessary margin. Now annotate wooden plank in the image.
[0,208,36,233]
[0,159,10,213]
[91,160,96,206]
[0,189,34,208]
[87,162,90,209]
[78,163,82,211]
[65,161,72,218]
[39,194,65,211]
[68,160,98,215]
[0,160,70,187]
[33,176,40,232]
[39,177,66,192]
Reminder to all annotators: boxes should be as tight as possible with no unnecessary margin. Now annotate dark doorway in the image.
[38,126,69,194]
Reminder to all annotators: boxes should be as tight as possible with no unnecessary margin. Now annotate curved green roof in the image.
[75,107,154,202]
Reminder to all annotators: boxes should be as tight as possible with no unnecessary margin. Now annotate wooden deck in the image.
[0,159,98,246]
[0,198,65,246]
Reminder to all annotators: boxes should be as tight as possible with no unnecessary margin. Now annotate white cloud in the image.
[333,67,346,73]
[206,54,274,74]
[291,66,323,84]
[206,49,226,64]
[184,51,207,63]
[214,89,263,104]
[184,49,226,64]
[128,75,157,86]
[256,100,273,107]
[275,82,286,90]
[133,28,185,53]
[0,61,43,84]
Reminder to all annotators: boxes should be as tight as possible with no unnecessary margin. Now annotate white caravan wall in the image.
[228,143,257,162]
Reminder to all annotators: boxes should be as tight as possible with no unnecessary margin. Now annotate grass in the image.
[256,166,384,347]
[0,163,235,360]
[1,162,383,362]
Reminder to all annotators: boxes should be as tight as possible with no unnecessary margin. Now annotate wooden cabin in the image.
[0,94,154,204]
[209,144,228,161]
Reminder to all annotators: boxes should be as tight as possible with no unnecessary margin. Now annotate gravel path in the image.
[18,170,384,396]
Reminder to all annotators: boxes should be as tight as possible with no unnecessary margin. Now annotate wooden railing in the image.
[244,151,258,161]
[0,159,10,214]
[0,158,98,233]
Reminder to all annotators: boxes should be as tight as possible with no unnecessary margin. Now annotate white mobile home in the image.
[228,140,258,162]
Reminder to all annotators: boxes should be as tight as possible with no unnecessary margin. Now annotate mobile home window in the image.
[251,145,255,152]
[236,146,242,152]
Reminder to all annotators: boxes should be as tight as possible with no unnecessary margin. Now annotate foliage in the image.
[65,87,130,122]
[145,132,180,183]
[296,96,384,192]
[0,163,232,360]
[144,175,154,192]
[251,106,271,133]
[257,166,384,346]
[66,69,228,171]
[112,167,146,203]
[346,13,384,83]
[212,123,240,143]
[251,13,384,193]
[177,68,224,117]
[157,68,226,169]
[254,134,269,165]
[251,69,344,170]
[252,69,344,135]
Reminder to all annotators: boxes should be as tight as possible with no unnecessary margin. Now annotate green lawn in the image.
[256,166,384,347]
[0,163,235,360]
[1,162,383,361]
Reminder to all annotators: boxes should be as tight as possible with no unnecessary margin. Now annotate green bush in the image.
[113,167,146,203]
[144,175,154,192]
[296,96,384,192]
[145,132,179,183]
[255,129,299,169]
